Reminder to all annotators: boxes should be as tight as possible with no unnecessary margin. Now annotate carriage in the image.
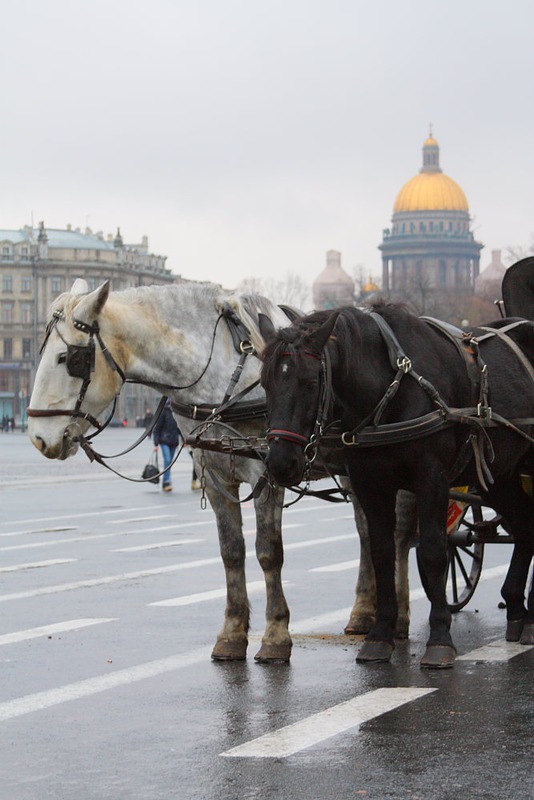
[439,257,534,612]
[26,258,534,668]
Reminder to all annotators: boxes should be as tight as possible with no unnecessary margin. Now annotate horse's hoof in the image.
[420,645,456,669]
[506,618,525,642]
[254,642,292,663]
[519,622,534,645]
[356,640,394,663]
[211,639,247,661]
[344,614,375,635]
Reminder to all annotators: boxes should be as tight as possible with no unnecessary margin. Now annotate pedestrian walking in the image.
[152,399,182,492]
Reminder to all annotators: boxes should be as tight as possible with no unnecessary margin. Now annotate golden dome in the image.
[363,275,380,293]
[394,172,469,213]
[393,133,469,213]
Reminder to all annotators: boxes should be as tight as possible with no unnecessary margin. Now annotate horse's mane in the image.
[261,301,417,388]
[220,292,296,354]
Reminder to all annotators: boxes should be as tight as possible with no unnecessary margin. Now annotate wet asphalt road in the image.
[0,429,533,800]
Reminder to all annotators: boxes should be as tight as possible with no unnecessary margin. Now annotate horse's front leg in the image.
[416,473,455,669]
[206,481,250,661]
[253,483,292,663]
[348,477,398,663]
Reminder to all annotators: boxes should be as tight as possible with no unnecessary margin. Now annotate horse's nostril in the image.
[34,435,46,453]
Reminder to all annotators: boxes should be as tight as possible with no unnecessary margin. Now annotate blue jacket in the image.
[153,404,182,447]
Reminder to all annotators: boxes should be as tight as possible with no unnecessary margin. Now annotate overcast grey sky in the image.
[2,0,534,288]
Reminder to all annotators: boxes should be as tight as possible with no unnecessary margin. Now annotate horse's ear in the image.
[306,311,340,353]
[71,278,89,296]
[74,281,111,322]
[258,313,277,344]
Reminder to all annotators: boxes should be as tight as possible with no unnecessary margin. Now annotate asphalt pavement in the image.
[0,428,533,800]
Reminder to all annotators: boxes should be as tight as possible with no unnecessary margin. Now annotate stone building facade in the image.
[0,222,175,425]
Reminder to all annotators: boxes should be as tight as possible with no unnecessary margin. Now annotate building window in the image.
[2,275,13,292]
[2,246,13,260]
[51,276,63,294]
[21,275,32,292]
[21,246,29,256]
[21,302,32,324]
[2,303,13,323]
[3,338,13,359]
[22,338,32,359]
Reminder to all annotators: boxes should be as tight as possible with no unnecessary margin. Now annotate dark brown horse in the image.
[260,303,534,668]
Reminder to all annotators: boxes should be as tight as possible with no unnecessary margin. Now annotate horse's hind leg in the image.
[393,490,417,638]
[208,483,250,661]
[344,487,378,635]
[416,475,455,669]
[347,477,398,663]
[485,477,534,644]
[253,484,292,663]
[344,487,416,639]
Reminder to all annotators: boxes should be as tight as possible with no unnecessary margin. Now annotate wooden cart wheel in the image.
[416,503,485,613]
[445,502,485,612]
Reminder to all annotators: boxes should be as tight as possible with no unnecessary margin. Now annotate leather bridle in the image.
[27,309,125,433]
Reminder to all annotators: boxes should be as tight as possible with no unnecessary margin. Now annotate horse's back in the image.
[502,257,534,319]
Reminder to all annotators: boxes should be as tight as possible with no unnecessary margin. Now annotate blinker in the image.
[65,341,96,380]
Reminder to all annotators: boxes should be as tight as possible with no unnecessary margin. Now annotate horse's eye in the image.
[57,353,67,365]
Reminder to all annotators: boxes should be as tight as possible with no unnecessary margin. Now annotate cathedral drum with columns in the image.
[379,133,483,300]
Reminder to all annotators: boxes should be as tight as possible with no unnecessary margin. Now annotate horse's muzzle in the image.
[29,422,81,460]
[266,441,305,487]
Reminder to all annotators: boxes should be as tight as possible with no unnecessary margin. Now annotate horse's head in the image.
[260,311,338,487]
[28,279,124,459]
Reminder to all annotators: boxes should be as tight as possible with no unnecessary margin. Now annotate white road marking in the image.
[0,500,342,533]
[0,646,212,722]
[284,534,355,551]
[150,580,268,607]
[0,561,222,602]
[0,618,116,646]
[0,505,172,526]
[310,559,360,573]
[112,538,203,553]
[457,640,534,661]
[220,688,436,758]
[0,534,358,602]
[0,527,78,538]
[107,515,176,524]
[0,558,76,573]
[0,525,213,552]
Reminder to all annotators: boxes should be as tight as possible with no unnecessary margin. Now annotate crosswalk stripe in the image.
[150,580,269,607]
[0,647,212,722]
[111,538,203,553]
[0,558,76,573]
[0,618,116,646]
[220,688,436,758]
[457,640,534,661]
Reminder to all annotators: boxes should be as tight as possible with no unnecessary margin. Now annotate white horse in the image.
[28,279,414,661]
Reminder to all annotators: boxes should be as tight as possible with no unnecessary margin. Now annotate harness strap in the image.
[476,321,534,386]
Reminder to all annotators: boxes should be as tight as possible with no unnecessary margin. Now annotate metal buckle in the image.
[396,356,412,373]
[239,340,255,355]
